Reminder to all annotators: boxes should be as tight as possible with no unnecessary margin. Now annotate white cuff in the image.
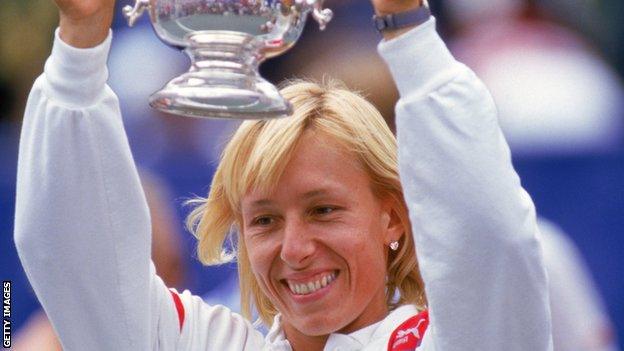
[377,18,458,96]
[43,28,113,108]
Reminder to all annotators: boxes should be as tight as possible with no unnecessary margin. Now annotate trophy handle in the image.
[123,0,151,27]
[295,0,333,31]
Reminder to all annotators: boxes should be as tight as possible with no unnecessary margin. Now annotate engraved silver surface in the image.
[123,0,332,119]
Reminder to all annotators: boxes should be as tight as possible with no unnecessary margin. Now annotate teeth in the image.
[287,272,337,296]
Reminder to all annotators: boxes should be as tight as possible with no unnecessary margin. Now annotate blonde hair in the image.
[186,79,426,326]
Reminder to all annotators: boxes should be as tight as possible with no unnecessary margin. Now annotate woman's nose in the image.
[280,218,316,268]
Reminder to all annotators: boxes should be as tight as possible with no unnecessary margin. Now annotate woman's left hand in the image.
[370,0,422,15]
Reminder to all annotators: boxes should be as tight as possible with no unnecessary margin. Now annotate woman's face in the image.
[241,130,403,337]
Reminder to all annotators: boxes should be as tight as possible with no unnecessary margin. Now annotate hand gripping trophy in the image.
[122,0,333,119]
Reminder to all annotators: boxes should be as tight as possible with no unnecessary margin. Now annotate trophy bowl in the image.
[123,0,333,119]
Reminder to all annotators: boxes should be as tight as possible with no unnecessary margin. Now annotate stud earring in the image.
[389,241,399,251]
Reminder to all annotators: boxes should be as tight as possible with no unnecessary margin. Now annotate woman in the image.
[14,0,552,350]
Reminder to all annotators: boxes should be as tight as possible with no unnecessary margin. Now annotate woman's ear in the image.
[381,197,405,245]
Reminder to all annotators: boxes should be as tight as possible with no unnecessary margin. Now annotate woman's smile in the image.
[281,270,340,303]
[285,270,338,295]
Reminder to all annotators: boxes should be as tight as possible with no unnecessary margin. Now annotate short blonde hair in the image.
[186,79,426,326]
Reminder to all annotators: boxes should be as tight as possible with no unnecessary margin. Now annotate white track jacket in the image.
[15,18,552,351]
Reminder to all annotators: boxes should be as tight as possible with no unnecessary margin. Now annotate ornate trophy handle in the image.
[295,0,333,30]
[123,0,150,27]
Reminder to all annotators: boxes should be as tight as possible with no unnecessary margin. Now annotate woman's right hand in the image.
[54,0,115,48]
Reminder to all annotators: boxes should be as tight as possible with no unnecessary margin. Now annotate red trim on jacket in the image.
[169,290,185,332]
[387,310,429,351]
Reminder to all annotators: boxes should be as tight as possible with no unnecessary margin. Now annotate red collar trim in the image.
[387,309,429,351]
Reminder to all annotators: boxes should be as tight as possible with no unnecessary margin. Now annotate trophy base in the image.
[148,30,292,120]
[149,74,292,120]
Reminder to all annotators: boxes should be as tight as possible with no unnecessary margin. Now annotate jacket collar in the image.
[264,304,421,350]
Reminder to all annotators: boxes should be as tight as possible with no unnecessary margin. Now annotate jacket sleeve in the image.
[14,30,264,351]
[378,19,552,351]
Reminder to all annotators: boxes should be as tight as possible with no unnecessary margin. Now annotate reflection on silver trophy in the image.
[123,0,333,119]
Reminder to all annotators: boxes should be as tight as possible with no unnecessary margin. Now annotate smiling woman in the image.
[186,80,425,343]
[15,0,553,350]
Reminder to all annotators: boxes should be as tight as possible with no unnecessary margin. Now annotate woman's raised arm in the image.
[377,12,553,351]
[12,1,182,349]
[14,2,266,348]
[13,27,161,351]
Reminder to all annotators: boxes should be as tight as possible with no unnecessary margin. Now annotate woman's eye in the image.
[252,216,274,226]
[313,206,336,215]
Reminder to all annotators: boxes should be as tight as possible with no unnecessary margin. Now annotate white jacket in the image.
[14,17,552,351]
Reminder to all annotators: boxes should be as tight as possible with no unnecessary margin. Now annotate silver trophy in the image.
[122,0,332,119]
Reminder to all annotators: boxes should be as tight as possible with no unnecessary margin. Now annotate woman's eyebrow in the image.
[302,189,326,198]
[246,188,337,209]
[300,188,333,200]
[249,199,274,208]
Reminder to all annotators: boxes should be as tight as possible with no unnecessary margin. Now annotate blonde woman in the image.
[14,0,552,350]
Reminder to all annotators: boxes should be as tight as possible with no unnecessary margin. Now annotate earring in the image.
[389,241,399,251]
